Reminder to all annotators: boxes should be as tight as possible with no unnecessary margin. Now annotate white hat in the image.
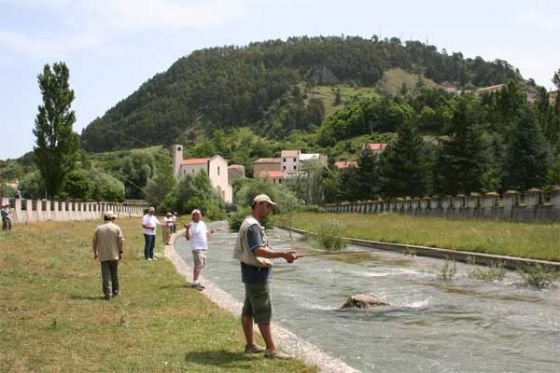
[251,194,277,207]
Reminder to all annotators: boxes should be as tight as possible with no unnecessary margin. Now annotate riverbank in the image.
[0,219,314,372]
[278,212,560,262]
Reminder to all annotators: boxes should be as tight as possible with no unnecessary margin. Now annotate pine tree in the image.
[380,121,430,197]
[33,62,80,198]
[503,107,549,190]
[354,148,381,199]
[436,96,489,194]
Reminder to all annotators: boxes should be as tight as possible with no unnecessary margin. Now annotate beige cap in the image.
[103,211,116,220]
[191,209,201,216]
[251,194,277,207]
[147,206,155,212]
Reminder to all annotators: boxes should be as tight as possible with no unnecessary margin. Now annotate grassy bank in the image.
[0,218,314,372]
[279,212,560,262]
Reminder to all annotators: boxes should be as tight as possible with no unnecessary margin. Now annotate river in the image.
[175,221,560,372]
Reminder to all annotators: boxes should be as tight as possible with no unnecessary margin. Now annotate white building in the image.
[171,144,233,203]
[281,150,301,174]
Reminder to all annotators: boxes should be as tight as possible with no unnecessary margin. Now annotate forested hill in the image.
[81,35,522,152]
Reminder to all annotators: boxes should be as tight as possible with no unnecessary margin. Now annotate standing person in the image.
[1,203,12,232]
[92,211,124,301]
[233,194,298,359]
[171,212,178,234]
[163,212,173,245]
[184,209,213,290]
[141,206,162,260]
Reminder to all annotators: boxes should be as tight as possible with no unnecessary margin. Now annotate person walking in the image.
[233,194,298,359]
[1,203,12,232]
[141,206,162,260]
[184,209,213,290]
[92,211,124,301]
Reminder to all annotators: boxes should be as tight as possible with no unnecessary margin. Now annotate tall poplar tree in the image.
[33,62,80,198]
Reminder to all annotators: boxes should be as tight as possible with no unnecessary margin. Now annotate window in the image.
[283,166,286,170]
[217,166,220,176]
[283,158,286,162]
[293,157,296,162]
[293,165,296,170]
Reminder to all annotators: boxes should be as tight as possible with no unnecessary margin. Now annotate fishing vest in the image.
[233,216,272,268]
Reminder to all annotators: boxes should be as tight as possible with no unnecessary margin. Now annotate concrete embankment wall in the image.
[1,197,145,223]
[281,226,560,271]
[324,189,560,223]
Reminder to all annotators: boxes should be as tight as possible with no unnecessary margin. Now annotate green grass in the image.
[278,212,560,262]
[306,84,379,117]
[0,219,315,372]
[376,68,438,96]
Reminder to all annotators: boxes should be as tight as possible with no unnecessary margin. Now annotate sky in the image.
[1,0,559,160]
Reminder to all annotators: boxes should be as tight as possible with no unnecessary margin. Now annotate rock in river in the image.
[340,293,389,309]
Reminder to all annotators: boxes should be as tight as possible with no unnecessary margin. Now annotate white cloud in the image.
[0,29,106,56]
[517,7,560,31]
[0,0,250,56]
[82,0,247,30]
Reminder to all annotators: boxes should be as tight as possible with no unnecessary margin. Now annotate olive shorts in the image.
[192,250,206,269]
[242,282,271,324]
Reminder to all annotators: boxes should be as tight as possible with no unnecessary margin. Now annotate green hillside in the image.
[80,36,522,153]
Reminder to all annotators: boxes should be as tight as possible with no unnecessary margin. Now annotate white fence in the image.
[1,197,146,223]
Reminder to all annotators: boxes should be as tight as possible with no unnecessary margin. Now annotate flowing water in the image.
[175,222,560,372]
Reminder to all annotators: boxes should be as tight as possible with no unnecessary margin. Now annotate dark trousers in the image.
[144,234,156,259]
[2,218,11,231]
[101,260,119,299]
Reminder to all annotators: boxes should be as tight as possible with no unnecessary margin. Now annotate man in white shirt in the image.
[141,206,162,260]
[184,209,213,290]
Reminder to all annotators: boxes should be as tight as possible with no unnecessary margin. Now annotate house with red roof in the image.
[171,144,232,203]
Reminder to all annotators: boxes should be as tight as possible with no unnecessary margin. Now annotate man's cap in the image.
[251,194,277,207]
[166,212,172,217]
[103,211,116,220]
[191,209,201,216]
[148,206,155,212]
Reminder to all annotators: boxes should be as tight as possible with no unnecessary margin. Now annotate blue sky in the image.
[1,0,559,160]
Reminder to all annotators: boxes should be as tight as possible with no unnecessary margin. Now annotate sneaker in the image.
[264,350,292,360]
[244,344,265,354]
[191,283,205,291]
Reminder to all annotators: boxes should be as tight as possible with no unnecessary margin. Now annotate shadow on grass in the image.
[184,350,257,368]
[69,294,107,301]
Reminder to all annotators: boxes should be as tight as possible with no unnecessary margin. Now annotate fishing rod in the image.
[293,248,375,258]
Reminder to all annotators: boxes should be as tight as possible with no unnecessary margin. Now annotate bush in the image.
[439,259,457,281]
[517,264,559,288]
[467,259,506,281]
[315,219,347,251]
[227,207,274,231]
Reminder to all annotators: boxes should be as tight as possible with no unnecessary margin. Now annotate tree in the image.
[436,96,489,194]
[503,107,549,190]
[169,172,224,219]
[143,156,177,209]
[353,149,381,199]
[33,62,80,198]
[553,68,560,90]
[380,121,431,197]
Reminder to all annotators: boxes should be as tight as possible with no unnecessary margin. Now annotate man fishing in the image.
[233,194,298,359]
